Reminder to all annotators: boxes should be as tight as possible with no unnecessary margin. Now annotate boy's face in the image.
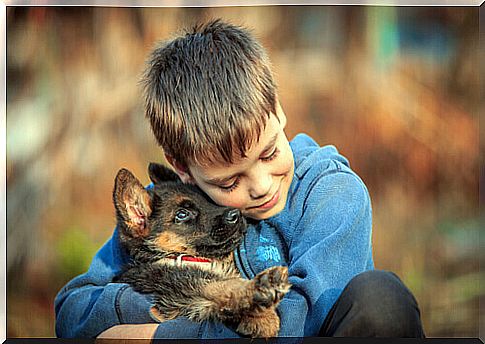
[173,104,294,220]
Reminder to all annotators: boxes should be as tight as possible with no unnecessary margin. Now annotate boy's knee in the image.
[342,270,424,337]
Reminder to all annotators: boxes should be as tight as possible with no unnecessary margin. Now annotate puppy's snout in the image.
[224,209,240,224]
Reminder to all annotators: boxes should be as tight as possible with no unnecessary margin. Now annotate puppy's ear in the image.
[113,168,152,238]
[148,162,181,184]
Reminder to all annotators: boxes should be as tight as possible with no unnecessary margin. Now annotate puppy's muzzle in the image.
[224,209,241,224]
[210,209,244,240]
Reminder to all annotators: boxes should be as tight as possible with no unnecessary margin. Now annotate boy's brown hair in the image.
[142,19,277,167]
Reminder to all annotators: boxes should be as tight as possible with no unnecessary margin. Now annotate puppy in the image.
[112,163,291,338]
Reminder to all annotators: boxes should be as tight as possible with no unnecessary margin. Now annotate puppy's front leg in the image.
[198,266,290,338]
[236,266,291,338]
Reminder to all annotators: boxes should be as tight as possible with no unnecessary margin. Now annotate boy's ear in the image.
[113,168,152,238]
[164,154,196,185]
[148,162,181,184]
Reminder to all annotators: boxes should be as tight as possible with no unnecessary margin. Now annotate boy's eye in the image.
[175,209,193,223]
[261,147,280,162]
[219,177,240,193]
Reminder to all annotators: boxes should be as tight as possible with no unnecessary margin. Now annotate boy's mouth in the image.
[249,188,280,211]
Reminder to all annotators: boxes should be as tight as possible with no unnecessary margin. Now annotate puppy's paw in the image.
[253,266,291,308]
[150,306,179,323]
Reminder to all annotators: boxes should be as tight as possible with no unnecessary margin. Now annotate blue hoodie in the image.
[54,133,374,338]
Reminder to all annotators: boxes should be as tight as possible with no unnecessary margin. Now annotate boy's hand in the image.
[95,324,158,343]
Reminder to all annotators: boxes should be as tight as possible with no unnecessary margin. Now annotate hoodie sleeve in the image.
[276,162,373,336]
[54,226,244,339]
[54,227,157,338]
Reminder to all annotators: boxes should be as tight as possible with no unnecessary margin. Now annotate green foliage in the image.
[56,227,98,279]
[403,268,424,295]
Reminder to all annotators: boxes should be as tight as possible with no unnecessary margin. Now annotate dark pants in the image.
[319,270,425,337]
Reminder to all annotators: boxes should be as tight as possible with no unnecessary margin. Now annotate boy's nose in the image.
[248,172,272,200]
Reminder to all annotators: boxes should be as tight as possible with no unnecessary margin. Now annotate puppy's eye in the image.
[175,209,192,224]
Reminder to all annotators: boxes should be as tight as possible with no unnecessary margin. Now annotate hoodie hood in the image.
[289,133,350,179]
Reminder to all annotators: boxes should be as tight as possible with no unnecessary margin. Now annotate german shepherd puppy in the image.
[112,163,290,338]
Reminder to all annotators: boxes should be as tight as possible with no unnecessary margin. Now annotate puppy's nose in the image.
[224,209,240,224]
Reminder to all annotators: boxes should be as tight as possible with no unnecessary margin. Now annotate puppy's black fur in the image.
[113,163,290,338]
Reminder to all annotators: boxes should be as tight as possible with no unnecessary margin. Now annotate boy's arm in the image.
[276,168,373,337]
[56,168,371,339]
[54,226,242,339]
[96,319,242,340]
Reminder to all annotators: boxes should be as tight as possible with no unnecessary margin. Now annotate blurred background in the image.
[6,6,482,338]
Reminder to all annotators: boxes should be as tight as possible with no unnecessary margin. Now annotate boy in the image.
[55,19,425,339]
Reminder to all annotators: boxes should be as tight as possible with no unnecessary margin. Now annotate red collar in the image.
[163,254,212,266]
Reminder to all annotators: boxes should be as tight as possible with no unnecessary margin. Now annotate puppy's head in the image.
[113,163,247,261]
